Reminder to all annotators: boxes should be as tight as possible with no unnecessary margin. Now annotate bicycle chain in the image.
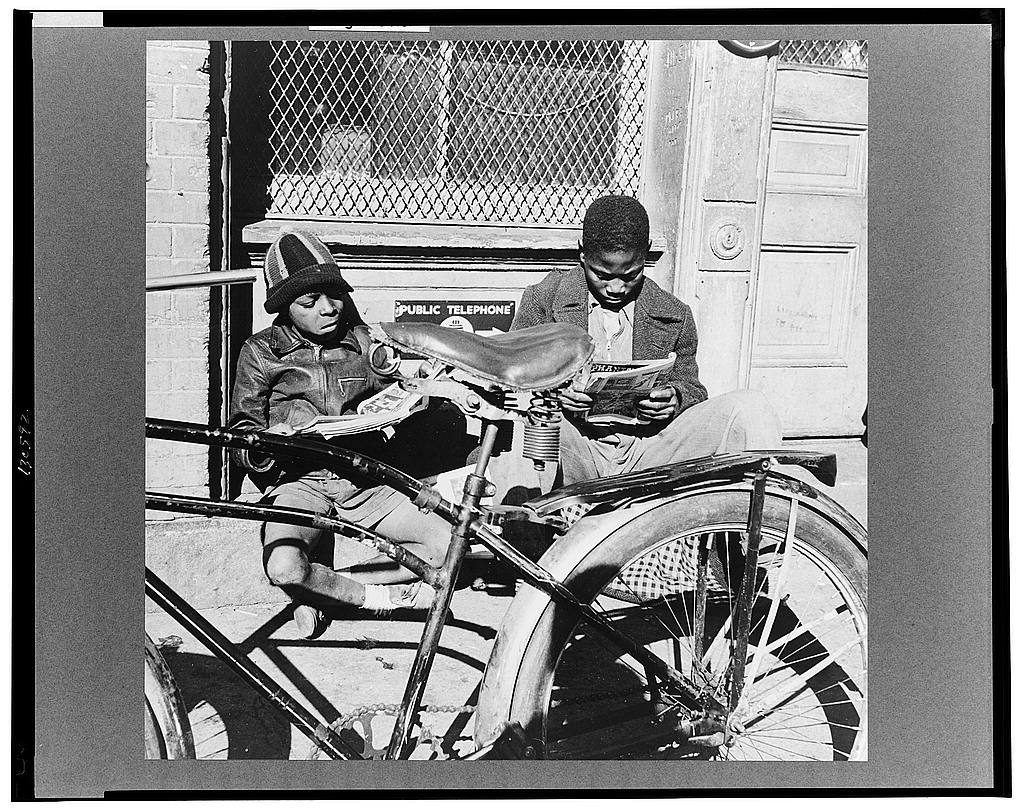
[310,676,725,759]
[307,702,476,760]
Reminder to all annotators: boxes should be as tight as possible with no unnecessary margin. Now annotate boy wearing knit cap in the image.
[229,230,449,638]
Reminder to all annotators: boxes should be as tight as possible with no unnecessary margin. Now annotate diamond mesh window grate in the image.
[267,40,650,225]
[779,40,868,72]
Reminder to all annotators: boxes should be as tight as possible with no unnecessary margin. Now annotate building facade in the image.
[145,37,868,545]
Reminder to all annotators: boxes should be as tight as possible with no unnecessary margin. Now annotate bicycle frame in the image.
[147,417,837,759]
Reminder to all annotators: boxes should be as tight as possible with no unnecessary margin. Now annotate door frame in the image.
[673,40,778,394]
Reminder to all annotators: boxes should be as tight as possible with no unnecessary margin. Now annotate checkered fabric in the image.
[560,502,595,527]
[559,506,744,603]
[604,533,734,603]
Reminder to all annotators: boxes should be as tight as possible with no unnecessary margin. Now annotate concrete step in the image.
[145,517,380,613]
[147,517,281,612]
[781,437,867,527]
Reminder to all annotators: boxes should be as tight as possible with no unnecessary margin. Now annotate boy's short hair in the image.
[581,195,650,255]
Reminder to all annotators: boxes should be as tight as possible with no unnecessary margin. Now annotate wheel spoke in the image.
[756,608,853,659]
[582,575,712,701]
[734,737,828,761]
[746,499,799,690]
[754,718,863,733]
[608,572,688,648]
[752,694,865,725]
[756,644,849,677]
[530,487,867,760]
[746,722,829,742]
[740,734,852,761]
[733,743,786,761]
[747,638,863,709]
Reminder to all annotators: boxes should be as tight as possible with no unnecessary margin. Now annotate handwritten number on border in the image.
[17,411,31,476]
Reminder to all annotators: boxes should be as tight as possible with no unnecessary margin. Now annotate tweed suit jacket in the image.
[512,266,708,416]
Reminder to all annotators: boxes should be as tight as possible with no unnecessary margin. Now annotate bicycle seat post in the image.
[385,420,501,760]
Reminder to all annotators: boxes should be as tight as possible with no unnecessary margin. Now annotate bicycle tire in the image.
[145,634,196,759]
[474,474,867,760]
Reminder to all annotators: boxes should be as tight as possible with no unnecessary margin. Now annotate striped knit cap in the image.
[263,230,353,313]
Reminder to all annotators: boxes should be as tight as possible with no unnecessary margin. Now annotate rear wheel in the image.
[478,477,867,760]
[145,634,195,759]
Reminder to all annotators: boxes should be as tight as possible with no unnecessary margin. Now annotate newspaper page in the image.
[295,380,428,437]
[578,353,676,426]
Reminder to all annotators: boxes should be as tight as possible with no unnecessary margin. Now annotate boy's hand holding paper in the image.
[569,353,677,426]
[636,385,678,422]
[557,386,594,414]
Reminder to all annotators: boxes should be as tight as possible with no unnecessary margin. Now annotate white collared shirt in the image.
[587,294,635,361]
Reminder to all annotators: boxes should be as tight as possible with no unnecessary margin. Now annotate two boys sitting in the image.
[231,198,779,638]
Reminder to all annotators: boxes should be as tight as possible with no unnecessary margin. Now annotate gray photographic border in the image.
[23,12,1002,797]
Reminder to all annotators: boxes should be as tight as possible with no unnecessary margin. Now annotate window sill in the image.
[242,218,667,257]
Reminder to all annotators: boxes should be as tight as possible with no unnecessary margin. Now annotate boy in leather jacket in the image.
[229,231,449,638]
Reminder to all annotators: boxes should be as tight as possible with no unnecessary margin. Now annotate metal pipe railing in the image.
[146,267,257,292]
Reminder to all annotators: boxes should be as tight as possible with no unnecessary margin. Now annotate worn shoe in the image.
[293,605,331,639]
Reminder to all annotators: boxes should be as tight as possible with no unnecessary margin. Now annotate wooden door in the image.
[747,68,868,437]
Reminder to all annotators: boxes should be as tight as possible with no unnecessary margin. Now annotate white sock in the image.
[361,584,393,611]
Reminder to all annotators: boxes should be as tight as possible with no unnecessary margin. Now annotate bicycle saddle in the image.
[369,321,594,391]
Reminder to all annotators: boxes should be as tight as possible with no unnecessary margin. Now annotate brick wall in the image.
[146,41,213,499]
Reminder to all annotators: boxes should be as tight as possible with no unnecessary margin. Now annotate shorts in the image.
[260,474,406,565]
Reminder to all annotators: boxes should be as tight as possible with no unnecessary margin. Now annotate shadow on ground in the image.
[155,593,502,760]
[163,650,294,759]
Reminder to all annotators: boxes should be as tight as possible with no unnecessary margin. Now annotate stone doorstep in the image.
[146,517,280,612]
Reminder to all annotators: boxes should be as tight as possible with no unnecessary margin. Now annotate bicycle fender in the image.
[475,504,655,750]
[523,450,837,517]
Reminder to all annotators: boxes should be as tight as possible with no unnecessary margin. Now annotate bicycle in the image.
[145,316,867,761]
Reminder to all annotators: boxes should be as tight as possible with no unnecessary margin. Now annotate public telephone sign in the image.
[394,300,516,335]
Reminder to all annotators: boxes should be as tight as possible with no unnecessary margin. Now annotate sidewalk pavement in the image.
[145,563,516,760]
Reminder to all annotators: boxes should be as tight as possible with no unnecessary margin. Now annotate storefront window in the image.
[779,40,869,72]
[267,40,649,226]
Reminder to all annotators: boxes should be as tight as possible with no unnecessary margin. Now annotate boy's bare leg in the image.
[262,484,450,597]
[343,499,451,585]
[262,479,381,607]
[264,543,366,607]
[341,560,413,585]
[338,554,407,584]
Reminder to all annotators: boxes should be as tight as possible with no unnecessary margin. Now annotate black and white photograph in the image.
[143,35,868,763]
[20,10,1002,798]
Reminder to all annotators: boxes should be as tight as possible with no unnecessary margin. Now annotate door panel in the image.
[751,68,867,437]
[762,194,864,244]
[751,247,860,366]
[766,124,867,195]
[772,69,868,125]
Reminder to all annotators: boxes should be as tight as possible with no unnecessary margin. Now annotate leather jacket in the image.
[228,315,390,486]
